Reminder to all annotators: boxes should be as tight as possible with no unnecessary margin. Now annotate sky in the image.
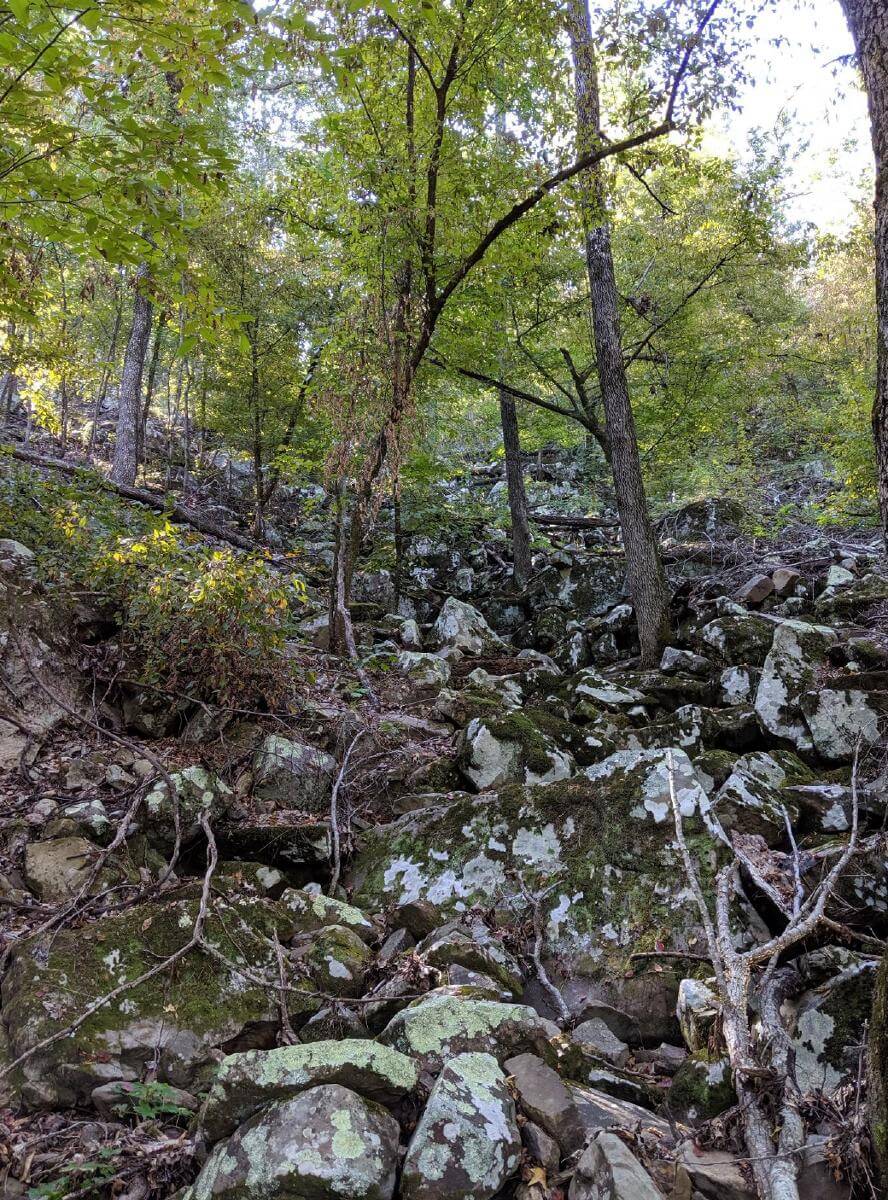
[715,0,872,235]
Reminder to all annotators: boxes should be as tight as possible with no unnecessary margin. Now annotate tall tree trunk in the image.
[840,0,888,545]
[499,390,533,587]
[138,308,167,466]
[111,263,152,486]
[89,282,123,456]
[567,0,671,665]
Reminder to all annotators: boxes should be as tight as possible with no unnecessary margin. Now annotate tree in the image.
[111,263,152,485]
[838,0,888,546]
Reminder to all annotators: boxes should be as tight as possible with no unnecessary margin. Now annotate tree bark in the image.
[499,389,533,587]
[840,0,888,546]
[111,263,152,486]
[567,0,671,665]
[138,308,167,466]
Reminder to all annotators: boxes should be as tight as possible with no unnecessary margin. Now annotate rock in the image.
[394,898,441,938]
[734,574,774,605]
[676,1140,752,1200]
[121,689,188,737]
[377,927,414,966]
[676,978,719,1053]
[378,994,556,1074]
[418,924,523,996]
[2,895,315,1108]
[91,1079,198,1120]
[466,667,523,710]
[184,1084,399,1200]
[824,564,855,590]
[569,668,645,713]
[755,620,881,760]
[401,1053,521,1200]
[300,924,373,997]
[584,747,709,826]
[790,956,877,1094]
[522,1121,562,1172]
[458,715,575,791]
[504,1051,585,1155]
[659,647,712,677]
[698,613,775,666]
[252,734,337,809]
[0,538,35,568]
[399,618,423,649]
[772,566,801,596]
[280,887,375,942]
[658,497,746,541]
[433,597,504,655]
[23,836,120,903]
[814,573,888,622]
[568,1082,672,1139]
[60,798,111,843]
[569,1131,664,1200]
[572,1019,629,1068]
[668,1051,735,1120]
[143,766,232,851]
[711,751,803,843]
[198,1039,420,1143]
[215,860,285,897]
[718,666,755,705]
[397,651,451,687]
[215,812,331,866]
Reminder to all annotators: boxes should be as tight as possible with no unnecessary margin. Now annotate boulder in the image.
[571,1019,630,1068]
[772,566,801,597]
[418,924,523,996]
[658,497,746,542]
[711,752,804,843]
[458,715,576,791]
[504,1051,585,1155]
[676,978,719,1053]
[183,1084,399,1200]
[790,956,877,1094]
[397,651,451,687]
[433,597,504,655]
[377,993,556,1073]
[698,613,775,666]
[734,574,774,605]
[401,1053,521,1200]
[569,668,645,714]
[252,734,336,809]
[143,766,232,851]
[300,924,373,997]
[2,895,315,1109]
[668,1051,735,1120]
[659,647,712,677]
[198,1040,420,1144]
[280,887,375,943]
[755,620,881,760]
[23,836,124,903]
[569,1131,664,1200]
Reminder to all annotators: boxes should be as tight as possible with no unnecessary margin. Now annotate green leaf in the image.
[8,0,29,22]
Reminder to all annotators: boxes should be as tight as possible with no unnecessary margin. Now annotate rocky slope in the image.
[0,487,886,1200]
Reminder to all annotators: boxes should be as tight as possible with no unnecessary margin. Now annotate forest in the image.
[1,2,888,1199]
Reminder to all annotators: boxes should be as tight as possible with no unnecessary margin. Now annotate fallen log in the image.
[5,445,256,551]
[529,510,618,530]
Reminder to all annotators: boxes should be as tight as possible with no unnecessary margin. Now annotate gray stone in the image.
[569,1131,664,1200]
[279,888,375,942]
[418,924,523,996]
[659,647,712,677]
[143,766,232,851]
[572,1019,630,1068]
[401,1053,521,1200]
[433,597,504,655]
[300,924,373,997]
[397,651,451,687]
[505,1051,585,1155]
[772,567,801,597]
[676,978,719,1053]
[198,1040,420,1144]
[24,837,107,903]
[184,1084,399,1200]
[676,1140,752,1200]
[522,1121,562,1172]
[734,574,774,605]
[252,734,336,809]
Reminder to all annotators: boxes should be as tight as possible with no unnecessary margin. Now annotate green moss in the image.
[669,1050,736,1119]
[872,955,888,1173]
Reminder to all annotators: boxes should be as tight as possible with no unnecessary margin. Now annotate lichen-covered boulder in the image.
[377,993,556,1074]
[433,597,504,655]
[710,751,806,843]
[698,612,775,667]
[183,1084,399,1200]
[2,894,315,1109]
[790,955,877,1094]
[754,620,881,760]
[198,1040,420,1144]
[569,1130,664,1200]
[23,836,131,902]
[143,766,232,851]
[465,667,523,710]
[418,924,523,996]
[280,887,375,942]
[397,651,451,687]
[458,715,575,791]
[300,924,373,997]
[351,752,725,972]
[569,668,645,714]
[252,734,336,809]
[401,1053,521,1200]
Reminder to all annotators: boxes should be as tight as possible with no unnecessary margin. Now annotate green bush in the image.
[0,460,305,709]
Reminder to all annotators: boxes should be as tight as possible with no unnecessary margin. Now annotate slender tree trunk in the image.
[111,263,152,486]
[567,0,671,665]
[499,390,533,587]
[249,332,265,540]
[840,0,888,546]
[138,308,166,466]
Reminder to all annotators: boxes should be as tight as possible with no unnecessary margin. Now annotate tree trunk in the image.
[89,282,123,456]
[138,308,167,466]
[111,263,152,486]
[840,0,888,546]
[567,0,671,665]
[499,389,533,587]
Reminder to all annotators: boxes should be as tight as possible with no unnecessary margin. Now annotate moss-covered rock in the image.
[791,955,876,1094]
[1,893,316,1109]
[668,1050,735,1121]
[198,1039,420,1144]
[697,612,776,667]
[143,766,232,851]
[280,887,376,942]
[457,713,575,791]
[401,1052,521,1200]
[301,924,373,997]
